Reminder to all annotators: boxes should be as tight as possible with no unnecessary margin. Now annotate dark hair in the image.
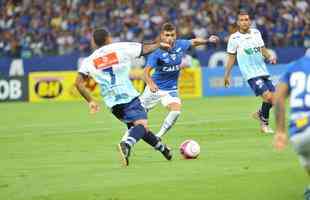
[238,10,251,19]
[161,22,176,32]
[93,28,109,47]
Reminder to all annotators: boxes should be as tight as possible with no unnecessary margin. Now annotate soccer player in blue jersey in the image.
[224,11,277,134]
[139,22,219,138]
[75,28,172,166]
[274,55,310,200]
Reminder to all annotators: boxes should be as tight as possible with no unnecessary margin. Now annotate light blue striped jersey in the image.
[227,28,269,80]
[78,42,142,108]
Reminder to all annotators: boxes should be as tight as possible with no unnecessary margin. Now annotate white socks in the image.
[156,110,180,138]
[121,129,129,141]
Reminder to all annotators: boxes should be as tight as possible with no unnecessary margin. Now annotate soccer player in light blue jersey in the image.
[140,22,219,138]
[75,28,173,166]
[273,55,310,200]
[224,11,277,134]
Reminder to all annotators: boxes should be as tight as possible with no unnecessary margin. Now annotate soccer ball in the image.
[179,139,200,159]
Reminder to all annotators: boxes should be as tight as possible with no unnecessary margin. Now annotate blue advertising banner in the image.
[196,47,306,67]
[0,53,80,77]
[202,64,290,96]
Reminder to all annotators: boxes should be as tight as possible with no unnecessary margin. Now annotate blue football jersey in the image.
[146,39,191,90]
[280,56,310,136]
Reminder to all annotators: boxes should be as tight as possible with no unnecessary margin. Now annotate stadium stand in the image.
[0,0,309,58]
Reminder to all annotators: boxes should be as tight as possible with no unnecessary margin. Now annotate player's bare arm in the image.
[75,73,100,114]
[142,41,171,56]
[224,53,236,87]
[190,35,219,47]
[273,82,289,150]
[261,47,277,64]
[144,66,158,93]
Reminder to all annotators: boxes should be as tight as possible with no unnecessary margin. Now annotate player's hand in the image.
[224,75,230,87]
[88,101,100,114]
[273,131,288,151]
[269,56,277,64]
[207,35,220,43]
[159,42,171,49]
[149,83,159,93]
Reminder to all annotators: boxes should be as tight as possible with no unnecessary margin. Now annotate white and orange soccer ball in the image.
[179,139,200,159]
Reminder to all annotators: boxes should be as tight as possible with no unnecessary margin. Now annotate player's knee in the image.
[262,91,274,104]
[135,124,146,131]
[168,102,181,111]
[133,119,149,130]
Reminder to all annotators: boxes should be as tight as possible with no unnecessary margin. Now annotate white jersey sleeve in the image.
[78,58,91,75]
[117,42,142,59]
[227,35,238,54]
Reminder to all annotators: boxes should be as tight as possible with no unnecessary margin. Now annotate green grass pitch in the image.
[0,97,308,200]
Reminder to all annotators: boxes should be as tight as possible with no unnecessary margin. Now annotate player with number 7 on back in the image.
[75,28,173,167]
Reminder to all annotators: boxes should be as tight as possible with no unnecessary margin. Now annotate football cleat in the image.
[252,111,274,134]
[161,145,172,161]
[260,124,274,134]
[118,142,131,166]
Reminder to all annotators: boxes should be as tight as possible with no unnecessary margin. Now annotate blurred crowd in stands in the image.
[0,0,309,58]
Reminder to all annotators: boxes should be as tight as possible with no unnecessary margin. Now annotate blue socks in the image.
[125,125,146,147]
[124,125,165,152]
[143,131,165,152]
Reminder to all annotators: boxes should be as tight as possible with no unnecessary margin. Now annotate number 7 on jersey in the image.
[93,52,119,85]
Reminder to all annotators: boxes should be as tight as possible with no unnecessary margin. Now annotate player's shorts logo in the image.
[255,79,264,88]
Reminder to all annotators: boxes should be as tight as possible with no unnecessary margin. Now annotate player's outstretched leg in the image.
[157,102,181,138]
[118,124,146,166]
[143,131,172,160]
[157,111,180,138]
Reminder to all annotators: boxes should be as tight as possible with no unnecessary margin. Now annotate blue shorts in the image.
[111,97,147,124]
[247,76,275,96]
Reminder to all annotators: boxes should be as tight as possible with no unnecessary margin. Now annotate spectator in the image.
[0,0,308,58]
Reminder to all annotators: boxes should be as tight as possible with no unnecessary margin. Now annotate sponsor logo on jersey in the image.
[93,52,119,70]
[162,65,180,72]
[244,47,261,55]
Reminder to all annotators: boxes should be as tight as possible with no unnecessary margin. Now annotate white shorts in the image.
[290,126,310,168]
[139,86,181,110]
